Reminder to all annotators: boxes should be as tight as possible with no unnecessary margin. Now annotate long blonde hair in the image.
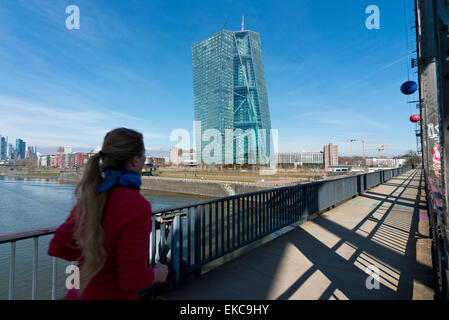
[73,128,144,293]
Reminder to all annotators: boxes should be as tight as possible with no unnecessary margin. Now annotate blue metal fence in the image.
[148,165,413,289]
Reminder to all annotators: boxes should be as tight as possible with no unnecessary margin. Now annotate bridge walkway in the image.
[160,169,436,300]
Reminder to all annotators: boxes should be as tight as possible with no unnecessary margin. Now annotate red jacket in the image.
[48,186,155,300]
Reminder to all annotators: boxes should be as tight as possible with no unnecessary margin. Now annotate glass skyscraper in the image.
[192,28,272,165]
[0,136,7,160]
[16,138,26,160]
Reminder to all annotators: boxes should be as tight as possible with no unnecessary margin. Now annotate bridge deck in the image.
[161,169,435,300]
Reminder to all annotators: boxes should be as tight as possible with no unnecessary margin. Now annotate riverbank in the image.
[1,170,278,197]
[57,171,276,197]
[1,168,330,197]
[0,171,60,179]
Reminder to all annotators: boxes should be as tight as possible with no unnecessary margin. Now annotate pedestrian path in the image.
[161,169,435,300]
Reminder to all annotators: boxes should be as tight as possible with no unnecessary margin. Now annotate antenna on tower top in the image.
[241,15,244,31]
[222,20,227,30]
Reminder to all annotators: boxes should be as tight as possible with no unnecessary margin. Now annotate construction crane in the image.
[367,144,393,159]
[349,139,366,162]
[379,145,392,159]
[376,148,384,159]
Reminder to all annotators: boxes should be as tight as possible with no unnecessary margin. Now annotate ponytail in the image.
[74,152,107,294]
[72,128,144,294]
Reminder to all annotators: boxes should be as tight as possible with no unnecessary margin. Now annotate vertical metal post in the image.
[9,241,16,300]
[32,237,38,300]
[273,190,281,230]
[227,199,230,253]
[262,192,264,235]
[51,257,57,300]
[200,206,205,263]
[201,206,205,265]
[187,208,192,266]
[151,216,156,266]
[194,206,202,276]
[237,197,241,245]
[209,204,212,259]
[232,198,235,249]
[170,220,175,269]
[263,192,267,234]
[242,196,245,243]
[215,202,219,258]
[221,200,224,255]
[251,195,255,240]
[174,215,181,284]
[246,196,250,242]
[269,191,272,232]
[255,194,258,238]
[282,189,286,226]
[289,187,293,223]
[161,221,166,251]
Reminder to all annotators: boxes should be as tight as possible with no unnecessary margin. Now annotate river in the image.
[0,175,211,299]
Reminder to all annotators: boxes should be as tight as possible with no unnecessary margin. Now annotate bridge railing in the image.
[0,165,412,299]
[149,165,412,286]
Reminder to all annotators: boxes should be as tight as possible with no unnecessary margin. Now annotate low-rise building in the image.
[39,152,93,168]
[181,150,198,166]
[277,151,324,167]
[327,165,353,174]
[365,158,407,167]
[146,156,165,167]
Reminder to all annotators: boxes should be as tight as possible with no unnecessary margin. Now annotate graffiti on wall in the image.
[432,144,441,178]
[428,123,442,178]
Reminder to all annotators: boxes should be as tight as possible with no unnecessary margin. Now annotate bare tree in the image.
[404,150,421,166]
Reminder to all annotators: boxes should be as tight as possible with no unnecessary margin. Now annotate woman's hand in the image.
[153,262,169,283]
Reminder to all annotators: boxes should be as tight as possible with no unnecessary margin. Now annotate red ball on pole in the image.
[410,114,421,122]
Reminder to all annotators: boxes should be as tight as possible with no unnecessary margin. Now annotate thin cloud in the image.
[0,96,166,147]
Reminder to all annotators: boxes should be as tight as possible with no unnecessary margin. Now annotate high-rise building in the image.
[323,143,338,168]
[0,136,7,160]
[15,139,26,160]
[169,147,182,166]
[192,25,272,165]
[8,144,14,160]
[26,146,37,159]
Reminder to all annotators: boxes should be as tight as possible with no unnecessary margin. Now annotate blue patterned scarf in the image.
[95,169,141,192]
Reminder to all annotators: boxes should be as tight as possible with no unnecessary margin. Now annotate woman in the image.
[48,128,168,299]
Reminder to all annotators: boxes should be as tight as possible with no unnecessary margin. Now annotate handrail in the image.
[0,165,413,299]
[0,227,58,245]
[151,168,409,214]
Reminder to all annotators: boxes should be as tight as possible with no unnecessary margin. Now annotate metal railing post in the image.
[32,237,38,300]
[194,206,202,277]
[9,241,16,300]
[51,257,57,300]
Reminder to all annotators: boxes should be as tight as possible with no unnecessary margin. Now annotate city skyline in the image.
[0,134,39,160]
[0,129,416,158]
[0,1,418,157]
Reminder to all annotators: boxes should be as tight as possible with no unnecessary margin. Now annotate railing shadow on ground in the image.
[272,170,434,299]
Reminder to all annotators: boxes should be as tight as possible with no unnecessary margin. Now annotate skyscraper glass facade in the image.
[16,139,25,160]
[0,136,7,160]
[192,29,272,165]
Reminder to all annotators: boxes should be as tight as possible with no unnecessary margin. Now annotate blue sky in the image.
[0,0,419,156]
